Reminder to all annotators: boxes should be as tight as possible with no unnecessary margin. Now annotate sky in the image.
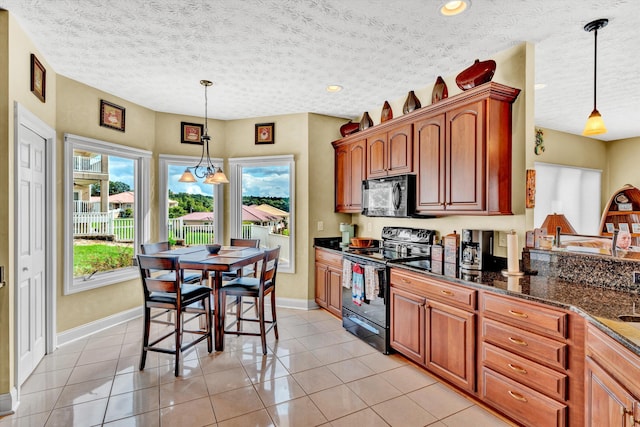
[108,157,289,198]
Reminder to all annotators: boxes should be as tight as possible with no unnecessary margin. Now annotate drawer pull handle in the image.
[508,337,528,346]
[508,309,528,318]
[440,290,454,296]
[508,390,528,402]
[507,363,527,374]
[401,278,411,284]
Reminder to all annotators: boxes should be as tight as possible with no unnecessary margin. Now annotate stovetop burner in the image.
[344,226,436,263]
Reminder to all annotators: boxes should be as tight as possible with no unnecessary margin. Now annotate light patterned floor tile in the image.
[372,395,438,427]
[308,384,367,421]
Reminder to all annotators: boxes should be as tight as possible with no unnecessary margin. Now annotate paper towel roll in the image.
[507,232,520,273]
[507,275,521,292]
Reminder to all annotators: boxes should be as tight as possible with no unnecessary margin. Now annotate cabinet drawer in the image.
[481,342,567,401]
[390,268,475,310]
[481,292,567,339]
[315,248,343,268]
[481,368,567,427]
[482,318,567,370]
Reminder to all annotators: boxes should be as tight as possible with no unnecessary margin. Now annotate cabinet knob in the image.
[508,337,528,346]
[507,363,528,374]
[507,390,528,402]
[508,309,528,318]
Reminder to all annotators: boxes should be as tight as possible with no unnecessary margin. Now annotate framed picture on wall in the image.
[30,54,46,102]
[632,223,640,234]
[606,223,615,233]
[180,122,204,145]
[619,223,630,232]
[255,122,275,144]
[99,100,126,132]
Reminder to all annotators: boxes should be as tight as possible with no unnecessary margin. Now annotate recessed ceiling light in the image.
[535,83,547,90]
[326,85,343,93]
[440,1,470,16]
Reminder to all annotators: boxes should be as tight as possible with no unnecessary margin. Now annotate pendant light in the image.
[178,80,229,184]
[582,18,608,136]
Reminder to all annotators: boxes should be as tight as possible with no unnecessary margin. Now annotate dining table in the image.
[158,245,265,351]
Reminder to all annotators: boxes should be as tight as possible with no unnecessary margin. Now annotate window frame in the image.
[157,154,224,244]
[228,154,295,273]
[63,133,151,294]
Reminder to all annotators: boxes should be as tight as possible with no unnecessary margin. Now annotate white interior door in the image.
[17,125,47,385]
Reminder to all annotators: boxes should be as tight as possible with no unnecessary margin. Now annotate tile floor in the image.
[0,307,515,426]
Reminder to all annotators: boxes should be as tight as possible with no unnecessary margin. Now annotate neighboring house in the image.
[72,150,109,213]
[88,191,135,216]
[177,211,214,225]
[242,205,282,230]
[252,204,288,233]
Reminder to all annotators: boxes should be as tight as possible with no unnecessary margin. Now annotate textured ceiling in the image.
[1,0,638,141]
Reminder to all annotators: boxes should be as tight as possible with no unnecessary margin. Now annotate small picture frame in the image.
[606,223,615,233]
[619,223,630,232]
[180,122,204,145]
[99,100,126,132]
[30,54,46,102]
[255,122,275,144]
[632,223,640,234]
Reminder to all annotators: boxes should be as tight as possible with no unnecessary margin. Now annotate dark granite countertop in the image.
[314,238,640,355]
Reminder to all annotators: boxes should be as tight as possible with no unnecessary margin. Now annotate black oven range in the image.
[341,226,435,354]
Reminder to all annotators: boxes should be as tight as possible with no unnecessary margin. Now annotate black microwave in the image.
[362,174,416,217]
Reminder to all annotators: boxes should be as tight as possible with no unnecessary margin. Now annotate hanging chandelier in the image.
[582,18,608,136]
[178,80,229,184]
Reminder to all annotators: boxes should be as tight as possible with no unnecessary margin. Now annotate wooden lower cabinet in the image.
[389,268,476,392]
[426,300,475,391]
[314,248,343,318]
[585,323,640,426]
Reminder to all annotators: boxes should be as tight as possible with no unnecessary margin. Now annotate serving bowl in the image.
[350,237,374,248]
[206,244,221,254]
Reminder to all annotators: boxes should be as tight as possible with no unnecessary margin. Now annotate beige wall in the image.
[606,136,640,196]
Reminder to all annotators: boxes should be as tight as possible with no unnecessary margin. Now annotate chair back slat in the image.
[230,238,260,248]
[137,254,181,296]
[259,247,280,290]
[140,241,170,255]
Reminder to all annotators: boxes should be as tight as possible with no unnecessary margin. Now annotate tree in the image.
[91,181,131,196]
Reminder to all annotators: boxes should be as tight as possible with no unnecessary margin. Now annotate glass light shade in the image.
[582,109,607,136]
[210,167,229,184]
[178,168,197,183]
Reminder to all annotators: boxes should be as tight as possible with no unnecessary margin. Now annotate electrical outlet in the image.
[317,221,324,231]
[498,231,507,247]
[633,271,640,284]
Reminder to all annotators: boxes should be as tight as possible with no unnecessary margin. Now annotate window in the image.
[534,162,602,235]
[228,155,294,273]
[63,134,150,294]
[158,155,223,245]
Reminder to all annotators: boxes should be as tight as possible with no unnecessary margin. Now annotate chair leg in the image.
[271,290,278,340]
[253,297,259,317]
[259,296,267,355]
[174,309,183,377]
[205,296,213,353]
[140,306,151,371]
[236,296,242,332]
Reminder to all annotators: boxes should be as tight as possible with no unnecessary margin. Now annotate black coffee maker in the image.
[460,229,493,271]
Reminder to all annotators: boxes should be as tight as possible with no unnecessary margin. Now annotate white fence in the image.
[168,218,215,246]
[73,212,134,242]
[73,155,102,172]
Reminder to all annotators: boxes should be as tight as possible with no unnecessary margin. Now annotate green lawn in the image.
[74,243,134,277]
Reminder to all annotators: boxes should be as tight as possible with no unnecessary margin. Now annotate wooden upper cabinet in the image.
[333,82,520,216]
[367,123,413,178]
[334,138,366,213]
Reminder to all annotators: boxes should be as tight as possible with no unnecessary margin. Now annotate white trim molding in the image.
[56,306,142,347]
[0,387,18,416]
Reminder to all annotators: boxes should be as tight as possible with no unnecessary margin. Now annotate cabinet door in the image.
[327,266,343,318]
[387,123,413,175]
[414,114,446,213]
[367,132,388,178]
[586,356,637,427]
[314,263,328,309]
[390,286,426,365]
[426,300,476,391]
[334,145,349,212]
[348,140,366,211]
[446,100,486,211]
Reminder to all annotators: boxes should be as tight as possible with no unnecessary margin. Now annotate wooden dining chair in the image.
[223,238,260,316]
[140,241,203,284]
[220,246,280,354]
[137,254,212,376]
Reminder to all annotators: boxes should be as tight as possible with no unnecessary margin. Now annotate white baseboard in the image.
[0,387,17,416]
[275,297,319,310]
[56,306,142,348]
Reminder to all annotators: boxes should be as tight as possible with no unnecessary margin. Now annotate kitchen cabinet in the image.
[314,248,343,318]
[479,292,575,427]
[366,123,413,178]
[334,138,366,213]
[389,267,476,392]
[585,323,640,426]
[331,82,519,216]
